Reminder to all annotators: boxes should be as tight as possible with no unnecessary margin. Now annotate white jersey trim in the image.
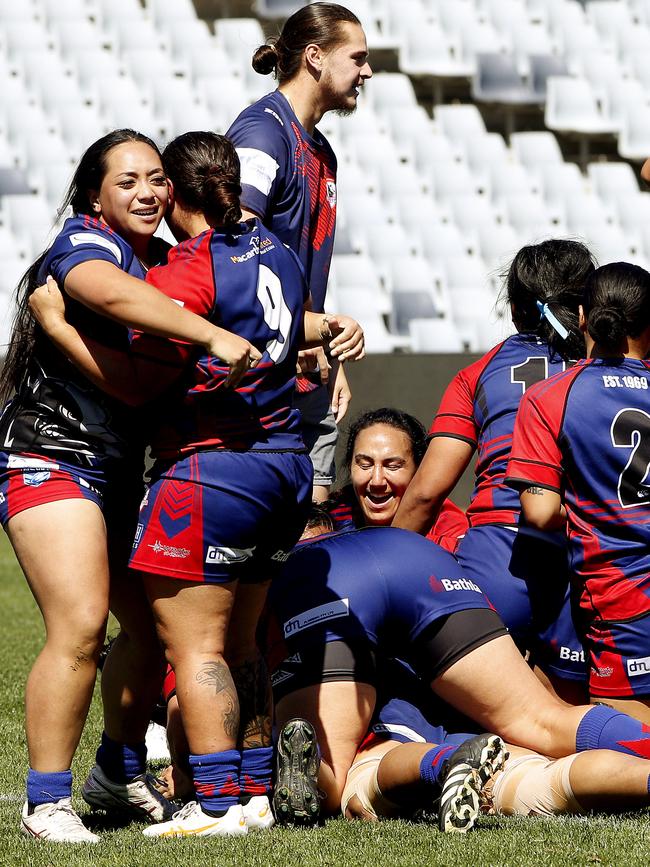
[236,147,280,196]
[69,231,122,265]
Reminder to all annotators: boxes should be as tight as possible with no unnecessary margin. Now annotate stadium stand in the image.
[1,0,650,353]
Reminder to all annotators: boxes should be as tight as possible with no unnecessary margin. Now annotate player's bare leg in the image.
[275,681,376,814]
[8,500,109,772]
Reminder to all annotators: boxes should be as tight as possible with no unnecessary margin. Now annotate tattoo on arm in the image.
[525,486,546,496]
[196,660,239,740]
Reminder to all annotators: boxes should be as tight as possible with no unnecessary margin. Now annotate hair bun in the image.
[252,43,278,75]
[588,305,626,348]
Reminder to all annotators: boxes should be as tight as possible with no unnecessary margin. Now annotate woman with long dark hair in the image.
[31,130,364,838]
[508,261,650,719]
[2,129,256,844]
[394,240,596,700]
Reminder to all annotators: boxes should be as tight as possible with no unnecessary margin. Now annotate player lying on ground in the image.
[265,510,650,828]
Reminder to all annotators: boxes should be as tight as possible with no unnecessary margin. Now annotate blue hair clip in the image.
[536,299,569,341]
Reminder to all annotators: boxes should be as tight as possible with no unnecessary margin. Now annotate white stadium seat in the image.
[409,317,464,352]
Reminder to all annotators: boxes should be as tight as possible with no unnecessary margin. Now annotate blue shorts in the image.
[587,612,650,698]
[370,657,475,747]
[456,524,587,682]
[130,449,313,584]
[266,526,495,677]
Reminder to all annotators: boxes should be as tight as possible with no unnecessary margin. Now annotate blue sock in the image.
[576,705,650,758]
[27,768,72,807]
[190,750,241,816]
[419,744,457,788]
[96,731,146,783]
[240,747,273,802]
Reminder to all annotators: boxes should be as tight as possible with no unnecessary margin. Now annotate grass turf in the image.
[1,533,649,866]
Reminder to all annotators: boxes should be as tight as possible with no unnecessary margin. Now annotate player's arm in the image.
[62,259,257,369]
[520,485,567,532]
[506,389,567,532]
[393,435,474,534]
[394,368,478,533]
[302,310,365,361]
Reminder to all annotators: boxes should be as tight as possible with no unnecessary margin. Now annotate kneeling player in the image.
[266,513,650,828]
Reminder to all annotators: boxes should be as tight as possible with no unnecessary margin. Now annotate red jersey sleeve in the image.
[130,233,216,370]
[429,344,503,446]
[506,386,564,492]
[429,367,479,446]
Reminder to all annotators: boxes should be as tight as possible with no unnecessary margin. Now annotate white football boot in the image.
[21,798,100,843]
[142,801,248,838]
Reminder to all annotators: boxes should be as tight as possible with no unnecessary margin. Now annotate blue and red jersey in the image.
[131,220,309,457]
[506,358,650,624]
[430,333,570,528]
[0,215,156,467]
[227,90,337,314]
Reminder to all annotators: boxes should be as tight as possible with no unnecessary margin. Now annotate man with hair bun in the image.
[227,2,372,501]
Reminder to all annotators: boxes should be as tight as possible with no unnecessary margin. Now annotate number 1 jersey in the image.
[507,358,650,623]
[430,333,569,527]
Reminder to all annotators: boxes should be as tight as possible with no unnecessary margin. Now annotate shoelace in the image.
[170,800,201,822]
[38,800,88,833]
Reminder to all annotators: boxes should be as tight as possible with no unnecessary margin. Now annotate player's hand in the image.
[324,314,365,362]
[329,358,351,423]
[29,276,67,335]
[297,347,330,386]
[206,326,262,389]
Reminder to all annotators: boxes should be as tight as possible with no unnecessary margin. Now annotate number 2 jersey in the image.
[0,215,153,468]
[506,358,650,624]
[131,219,309,458]
[430,333,570,528]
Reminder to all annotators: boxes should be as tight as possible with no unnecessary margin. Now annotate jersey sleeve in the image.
[47,226,128,286]
[228,112,288,221]
[506,388,563,492]
[129,236,216,369]
[429,367,479,446]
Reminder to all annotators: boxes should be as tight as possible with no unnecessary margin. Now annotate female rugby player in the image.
[32,131,364,839]
[394,239,596,699]
[508,261,650,720]
[1,129,256,843]
[327,408,467,549]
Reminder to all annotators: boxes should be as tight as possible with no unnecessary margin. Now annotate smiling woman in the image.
[326,408,467,549]
[0,129,256,844]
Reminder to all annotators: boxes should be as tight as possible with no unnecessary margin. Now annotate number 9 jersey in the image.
[507,357,650,626]
[131,219,309,458]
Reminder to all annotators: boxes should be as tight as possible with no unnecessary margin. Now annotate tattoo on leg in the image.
[196,659,239,740]
[525,486,546,496]
[231,653,272,748]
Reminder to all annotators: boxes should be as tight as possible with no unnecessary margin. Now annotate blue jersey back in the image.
[432,333,569,526]
[0,216,147,465]
[227,91,337,312]
[137,221,309,455]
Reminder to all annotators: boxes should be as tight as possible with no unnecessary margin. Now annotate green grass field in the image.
[2,533,650,866]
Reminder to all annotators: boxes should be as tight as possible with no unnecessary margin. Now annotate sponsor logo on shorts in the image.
[271,669,295,687]
[430,575,482,593]
[133,523,144,549]
[271,549,291,562]
[627,656,650,677]
[148,539,191,559]
[283,598,350,637]
[286,652,301,664]
[205,545,256,564]
[140,488,149,509]
[23,471,51,487]
[559,646,585,663]
[592,665,614,678]
[326,179,336,207]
